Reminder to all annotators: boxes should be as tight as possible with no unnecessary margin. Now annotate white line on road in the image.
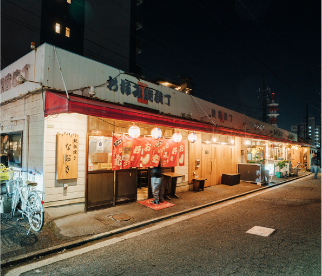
[6,177,307,276]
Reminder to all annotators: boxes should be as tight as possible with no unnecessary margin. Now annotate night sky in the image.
[136,0,321,130]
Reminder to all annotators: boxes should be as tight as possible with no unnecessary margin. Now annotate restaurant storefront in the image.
[1,43,312,218]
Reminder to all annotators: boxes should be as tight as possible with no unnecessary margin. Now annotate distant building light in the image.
[65,27,70,37]
[55,23,60,33]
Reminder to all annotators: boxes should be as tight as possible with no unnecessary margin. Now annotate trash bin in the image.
[292,168,299,177]
[276,172,282,178]
[0,195,12,213]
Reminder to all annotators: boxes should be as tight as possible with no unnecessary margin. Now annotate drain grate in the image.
[111,214,132,221]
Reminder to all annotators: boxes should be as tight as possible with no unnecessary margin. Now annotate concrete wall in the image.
[43,113,87,218]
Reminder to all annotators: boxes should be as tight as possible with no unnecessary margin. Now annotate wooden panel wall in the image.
[189,136,242,185]
[188,134,202,183]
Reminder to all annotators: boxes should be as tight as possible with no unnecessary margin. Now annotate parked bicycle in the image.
[296,162,307,173]
[10,171,44,235]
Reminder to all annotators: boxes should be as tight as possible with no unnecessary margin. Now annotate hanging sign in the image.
[112,134,123,170]
[56,133,79,180]
[112,136,185,170]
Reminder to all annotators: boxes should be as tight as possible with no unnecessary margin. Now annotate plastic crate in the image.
[0,195,12,213]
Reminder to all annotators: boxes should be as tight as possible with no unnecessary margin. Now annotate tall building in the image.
[1,0,141,74]
[291,116,321,148]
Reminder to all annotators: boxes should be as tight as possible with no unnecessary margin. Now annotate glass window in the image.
[55,23,60,33]
[1,132,22,168]
[88,136,112,171]
[9,133,22,168]
[65,27,70,37]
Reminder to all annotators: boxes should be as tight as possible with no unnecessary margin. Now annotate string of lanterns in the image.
[128,124,197,143]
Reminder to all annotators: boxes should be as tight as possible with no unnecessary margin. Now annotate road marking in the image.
[6,179,303,276]
[246,226,275,237]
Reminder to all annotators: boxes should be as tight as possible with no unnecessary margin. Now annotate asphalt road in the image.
[7,177,321,276]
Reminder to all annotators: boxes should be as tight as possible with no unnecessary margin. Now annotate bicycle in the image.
[10,171,45,235]
[296,162,307,173]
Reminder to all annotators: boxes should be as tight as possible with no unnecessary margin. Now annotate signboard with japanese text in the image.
[56,133,79,180]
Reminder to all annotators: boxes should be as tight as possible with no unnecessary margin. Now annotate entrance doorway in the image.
[202,144,215,187]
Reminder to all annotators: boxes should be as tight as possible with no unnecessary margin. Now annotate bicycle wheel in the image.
[27,192,44,232]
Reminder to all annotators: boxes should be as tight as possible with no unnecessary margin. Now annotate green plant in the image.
[275,161,288,170]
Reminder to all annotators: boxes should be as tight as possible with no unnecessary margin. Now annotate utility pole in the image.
[320,65,322,167]
[306,104,309,141]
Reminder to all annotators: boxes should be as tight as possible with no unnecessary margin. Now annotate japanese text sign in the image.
[56,133,79,180]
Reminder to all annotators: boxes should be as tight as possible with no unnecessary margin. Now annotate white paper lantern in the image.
[129,125,140,138]
[172,132,182,143]
[151,127,162,139]
[188,132,197,143]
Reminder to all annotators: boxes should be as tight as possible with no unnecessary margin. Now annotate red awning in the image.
[44,91,307,146]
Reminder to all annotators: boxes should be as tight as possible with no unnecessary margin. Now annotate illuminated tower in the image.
[267,93,279,127]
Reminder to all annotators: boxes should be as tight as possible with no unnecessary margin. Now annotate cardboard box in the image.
[0,195,12,213]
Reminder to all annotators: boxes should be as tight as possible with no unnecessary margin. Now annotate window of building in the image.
[67,0,71,3]
[55,23,60,33]
[65,27,70,37]
[1,132,23,168]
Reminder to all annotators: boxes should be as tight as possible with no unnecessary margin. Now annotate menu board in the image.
[56,133,79,179]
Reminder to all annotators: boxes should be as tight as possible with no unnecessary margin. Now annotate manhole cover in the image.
[246,226,275,237]
[111,214,132,221]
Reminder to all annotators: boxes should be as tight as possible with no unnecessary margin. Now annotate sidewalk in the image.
[1,172,315,266]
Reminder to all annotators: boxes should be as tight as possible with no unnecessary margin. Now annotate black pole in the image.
[262,71,267,123]
[306,104,309,141]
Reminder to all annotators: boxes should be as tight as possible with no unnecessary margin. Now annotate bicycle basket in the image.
[0,166,13,182]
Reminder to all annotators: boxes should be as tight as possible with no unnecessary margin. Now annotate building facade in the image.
[1,44,311,219]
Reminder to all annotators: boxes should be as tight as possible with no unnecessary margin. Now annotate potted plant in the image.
[275,161,288,178]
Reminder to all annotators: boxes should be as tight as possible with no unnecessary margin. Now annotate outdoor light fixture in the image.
[88,86,95,96]
[172,131,182,143]
[245,140,251,145]
[151,127,162,139]
[188,132,197,143]
[129,124,140,138]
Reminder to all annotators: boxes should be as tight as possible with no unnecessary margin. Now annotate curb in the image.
[1,172,314,267]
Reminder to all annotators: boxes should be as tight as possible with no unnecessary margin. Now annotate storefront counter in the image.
[237,163,266,183]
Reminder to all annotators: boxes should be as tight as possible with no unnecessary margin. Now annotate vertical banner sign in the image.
[56,133,79,180]
[141,137,154,167]
[167,140,179,167]
[178,140,185,166]
[112,134,123,170]
[151,138,164,167]
[130,137,144,168]
[122,135,133,169]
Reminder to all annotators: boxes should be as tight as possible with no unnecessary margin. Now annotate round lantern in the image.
[151,127,162,139]
[188,132,197,143]
[172,132,182,143]
[129,125,140,138]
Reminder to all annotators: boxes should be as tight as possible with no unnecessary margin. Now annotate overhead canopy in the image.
[44,91,308,146]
